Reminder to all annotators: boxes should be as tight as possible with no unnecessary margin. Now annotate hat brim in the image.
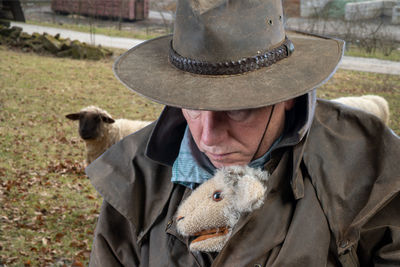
[114,31,344,111]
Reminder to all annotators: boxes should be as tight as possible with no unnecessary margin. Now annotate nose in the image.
[200,111,226,147]
[80,128,94,140]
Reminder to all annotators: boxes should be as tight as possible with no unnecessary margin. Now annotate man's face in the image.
[182,100,294,168]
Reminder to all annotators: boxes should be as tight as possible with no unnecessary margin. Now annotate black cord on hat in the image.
[250,105,275,163]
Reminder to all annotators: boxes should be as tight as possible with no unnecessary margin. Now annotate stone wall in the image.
[0,25,113,60]
[393,5,400,23]
[344,0,400,23]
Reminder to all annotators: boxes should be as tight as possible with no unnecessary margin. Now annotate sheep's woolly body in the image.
[113,119,152,139]
[176,166,269,252]
[86,119,151,164]
[332,95,390,125]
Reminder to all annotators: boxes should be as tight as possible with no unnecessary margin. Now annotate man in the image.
[87,0,400,266]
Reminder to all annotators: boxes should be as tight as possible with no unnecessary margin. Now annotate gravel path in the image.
[9,21,400,75]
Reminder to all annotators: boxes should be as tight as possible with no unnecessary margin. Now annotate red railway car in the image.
[51,0,149,20]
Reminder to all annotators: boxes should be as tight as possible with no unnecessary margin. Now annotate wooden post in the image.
[2,0,26,22]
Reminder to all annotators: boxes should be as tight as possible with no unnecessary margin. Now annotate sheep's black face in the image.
[66,109,115,140]
[79,113,102,140]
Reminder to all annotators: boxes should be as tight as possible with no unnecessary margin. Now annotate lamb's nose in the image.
[176,216,184,222]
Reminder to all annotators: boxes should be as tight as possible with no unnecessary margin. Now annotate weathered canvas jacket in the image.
[86,99,400,267]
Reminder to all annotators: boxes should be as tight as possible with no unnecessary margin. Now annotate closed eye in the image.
[225,109,252,121]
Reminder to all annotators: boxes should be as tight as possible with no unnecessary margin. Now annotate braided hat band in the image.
[169,37,294,75]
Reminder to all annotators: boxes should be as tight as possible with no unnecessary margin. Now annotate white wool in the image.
[176,174,229,236]
[332,95,390,125]
[85,118,151,164]
[80,105,112,119]
[175,166,269,252]
[113,119,152,139]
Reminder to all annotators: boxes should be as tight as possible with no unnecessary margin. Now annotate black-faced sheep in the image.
[331,95,390,125]
[66,106,151,165]
[175,165,269,252]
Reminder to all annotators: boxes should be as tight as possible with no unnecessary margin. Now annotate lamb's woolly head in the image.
[175,165,269,252]
[80,106,113,118]
[65,106,115,140]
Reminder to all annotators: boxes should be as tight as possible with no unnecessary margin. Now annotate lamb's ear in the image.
[101,115,115,124]
[222,166,246,188]
[66,113,81,120]
[222,165,269,186]
[234,175,267,213]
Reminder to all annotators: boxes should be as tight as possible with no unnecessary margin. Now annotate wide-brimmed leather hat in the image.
[114,0,344,111]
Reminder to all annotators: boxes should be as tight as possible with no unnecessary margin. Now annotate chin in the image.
[211,160,248,169]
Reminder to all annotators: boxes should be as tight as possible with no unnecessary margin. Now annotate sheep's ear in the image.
[101,115,115,124]
[234,176,267,213]
[66,113,81,120]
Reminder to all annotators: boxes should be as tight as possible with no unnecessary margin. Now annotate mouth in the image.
[82,136,95,140]
[191,227,230,244]
[205,152,234,161]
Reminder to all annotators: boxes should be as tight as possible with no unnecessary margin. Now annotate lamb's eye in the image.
[212,190,223,202]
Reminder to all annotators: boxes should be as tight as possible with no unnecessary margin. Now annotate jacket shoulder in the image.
[312,98,391,136]
[87,121,156,175]
[303,99,400,251]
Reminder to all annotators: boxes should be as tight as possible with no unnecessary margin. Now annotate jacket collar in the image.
[145,106,187,166]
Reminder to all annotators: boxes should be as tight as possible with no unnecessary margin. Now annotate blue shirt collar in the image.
[171,126,282,189]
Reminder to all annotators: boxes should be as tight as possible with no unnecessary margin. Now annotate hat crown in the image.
[173,0,285,63]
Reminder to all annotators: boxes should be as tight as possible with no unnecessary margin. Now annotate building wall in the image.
[300,0,331,17]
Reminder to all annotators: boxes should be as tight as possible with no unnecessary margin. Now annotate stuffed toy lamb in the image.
[175,165,269,252]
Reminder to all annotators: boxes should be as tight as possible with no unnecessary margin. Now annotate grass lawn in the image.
[0,46,399,266]
[0,46,163,266]
[345,44,400,62]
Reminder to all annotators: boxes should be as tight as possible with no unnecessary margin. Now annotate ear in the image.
[284,99,295,111]
[234,176,267,213]
[66,113,81,120]
[101,115,115,124]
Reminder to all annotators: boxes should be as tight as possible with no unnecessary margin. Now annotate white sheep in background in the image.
[331,95,390,125]
[175,165,269,252]
[66,106,152,165]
